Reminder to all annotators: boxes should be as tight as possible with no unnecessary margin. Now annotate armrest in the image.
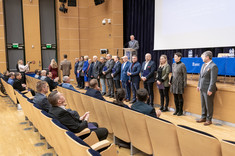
[75,128,90,137]
[90,140,111,151]
[28,96,34,100]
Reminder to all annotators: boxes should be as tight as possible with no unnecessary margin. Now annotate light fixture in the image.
[102,18,111,25]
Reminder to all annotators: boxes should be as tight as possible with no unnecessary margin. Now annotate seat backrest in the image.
[40,111,54,147]
[65,88,77,110]
[145,115,181,156]
[80,94,98,122]
[221,140,235,156]
[106,103,130,143]
[123,108,153,155]
[176,125,222,156]
[92,98,113,133]
[71,91,86,116]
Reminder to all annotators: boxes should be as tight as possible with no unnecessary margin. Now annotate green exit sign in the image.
[46,44,52,49]
[12,43,19,49]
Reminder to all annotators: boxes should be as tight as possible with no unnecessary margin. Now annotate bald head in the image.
[106,54,112,60]
[122,56,128,62]
[145,53,152,62]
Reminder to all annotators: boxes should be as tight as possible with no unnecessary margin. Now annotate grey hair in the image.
[63,76,69,83]
[202,51,213,59]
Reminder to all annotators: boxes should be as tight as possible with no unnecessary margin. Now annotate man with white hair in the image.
[91,55,101,87]
[40,70,47,80]
[127,35,139,56]
[61,76,78,92]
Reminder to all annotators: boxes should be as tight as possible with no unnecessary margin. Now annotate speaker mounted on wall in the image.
[68,0,76,7]
[94,0,105,6]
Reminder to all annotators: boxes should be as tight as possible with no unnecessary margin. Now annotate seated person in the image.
[48,91,108,141]
[85,79,105,101]
[2,70,9,82]
[7,72,15,85]
[34,69,41,79]
[45,72,59,91]
[40,70,47,80]
[131,88,161,118]
[13,72,35,95]
[33,81,51,112]
[61,76,78,92]
[113,88,129,108]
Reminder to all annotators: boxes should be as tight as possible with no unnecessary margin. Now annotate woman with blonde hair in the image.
[48,59,58,79]
[17,59,31,83]
[156,55,171,112]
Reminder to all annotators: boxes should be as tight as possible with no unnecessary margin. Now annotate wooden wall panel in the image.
[0,0,6,72]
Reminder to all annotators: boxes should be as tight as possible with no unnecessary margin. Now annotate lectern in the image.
[123,48,136,62]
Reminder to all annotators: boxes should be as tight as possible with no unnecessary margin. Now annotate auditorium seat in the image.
[176,125,222,156]
[2,79,17,104]
[92,98,113,133]
[106,103,131,144]
[221,140,235,156]
[145,115,181,156]
[123,108,153,155]
[80,93,98,122]
[71,90,86,116]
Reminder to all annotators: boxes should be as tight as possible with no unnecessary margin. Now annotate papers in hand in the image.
[157,83,165,90]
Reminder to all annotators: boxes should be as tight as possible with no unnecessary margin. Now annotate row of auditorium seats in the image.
[3,75,235,156]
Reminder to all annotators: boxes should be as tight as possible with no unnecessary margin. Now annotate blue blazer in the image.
[62,83,78,92]
[121,61,131,81]
[112,61,121,80]
[128,62,141,83]
[85,88,106,101]
[141,60,156,83]
[82,61,89,74]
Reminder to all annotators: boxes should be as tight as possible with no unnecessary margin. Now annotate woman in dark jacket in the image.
[156,55,171,112]
[77,56,84,89]
[170,52,187,116]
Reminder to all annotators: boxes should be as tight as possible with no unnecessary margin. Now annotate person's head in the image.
[47,72,52,79]
[130,35,135,41]
[36,81,48,94]
[41,70,47,76]
[145,53,151,62]
[48,91,66,107]
[35,69,40,75]
[106,54,112,60]
[63,76,70,83]
[132,55,138,63]
[75,58,79,63]
[84,55,89,61]
[115,88,126,102]
[3,70,9,76]
[113,56,119,62]
[18,60,23,65]
[201,51,213,63]
[100,56,105,63]
[88,59,92,64]
[50,59,58,68]
[174,52,182,63]
[80,56,84,61]
[160,55,168,66]
[15,72,22,80]
[9,72,15,79]
[64,54,67,59]
[89,79,99,90]
[93,55,98,62]
[136,88,149,102]
[122,56,128,63]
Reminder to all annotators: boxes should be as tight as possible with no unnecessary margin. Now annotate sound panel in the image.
[68,0,76,7]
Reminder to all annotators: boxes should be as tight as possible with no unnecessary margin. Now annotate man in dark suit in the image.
[74,58,79,87]
[45,72,59,91]
[91,55,101,87]
[141,53,156,107]
[131,88,161,118]
[103,54,115,98]
[13,72,27,92]
[111,56,121,89]
[85,79,105,101]
[60,54,72,76]
[197,51,218,126]
[128,35,139,56]
[120,56,131,102]
[33,81,51,112]
[48,91,108,141]
[127,55,141,103]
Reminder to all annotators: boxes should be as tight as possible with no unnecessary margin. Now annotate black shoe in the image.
[129,100,136,104]
[177,111,183,116]
[105,94,111,97]
[173,110,178,115]
[111,95,114,98]
[102,92,106,96]
[163,107,169,112]
[159,106,164,111]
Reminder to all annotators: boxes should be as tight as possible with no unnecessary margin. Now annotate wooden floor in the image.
[1,85,235,156]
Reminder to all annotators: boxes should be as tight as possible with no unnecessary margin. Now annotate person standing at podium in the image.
[128,35,139,56]
[197,51,218,126]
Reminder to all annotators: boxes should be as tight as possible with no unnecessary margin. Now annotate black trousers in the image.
[173,94,184,112]
[144,82,154,106]
[159,87,169,107]
[78,76,84,88]
[114,80,121,89]
[91,122,108,141]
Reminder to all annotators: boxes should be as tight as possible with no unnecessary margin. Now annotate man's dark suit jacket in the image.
[91,61,101,79]
[141,60,156,83]
[13,79,26,91]
[127,62,141,83]
[49,106,88,133]
[112,61,121,81]
[131,101,157,118]
[33,93,51,112]
[85,88,106,101]
[45,77,58,91]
